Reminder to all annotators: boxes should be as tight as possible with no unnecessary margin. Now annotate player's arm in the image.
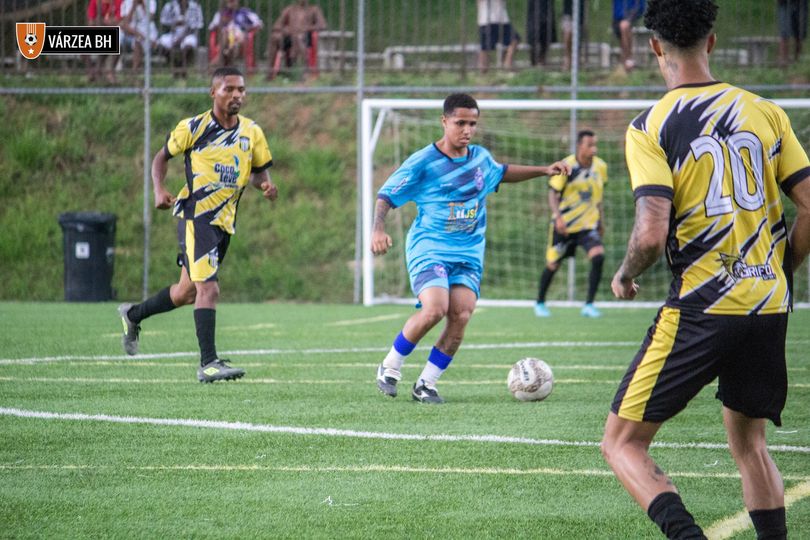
[250,169,278,201]
[371,198,393,255]
[548,189,566,234]
[788,176,810,269]
[151,147,176,210]
[611,195,671,299]
[502,161,571,183]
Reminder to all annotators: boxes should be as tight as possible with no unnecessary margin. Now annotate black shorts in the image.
[176,219,231,282]
[611,307,788,426]
[546,228,602,264]
[479,23,519,51]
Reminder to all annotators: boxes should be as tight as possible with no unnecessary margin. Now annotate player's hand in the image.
[611,272,639,300]
[546,160,572,177]
[154,187,176,210]
[554,216,567,235]
[371,230,392,255]
[260,180,278,201]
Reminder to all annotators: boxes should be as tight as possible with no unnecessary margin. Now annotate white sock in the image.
[417,362,444,387]
[382,346,406,374]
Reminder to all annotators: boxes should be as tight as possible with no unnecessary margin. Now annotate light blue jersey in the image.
[378,143,507,296]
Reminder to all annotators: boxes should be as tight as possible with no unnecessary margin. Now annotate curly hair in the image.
[644,0,718,49]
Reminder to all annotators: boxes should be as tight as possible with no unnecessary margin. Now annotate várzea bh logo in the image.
[16,22,119,60]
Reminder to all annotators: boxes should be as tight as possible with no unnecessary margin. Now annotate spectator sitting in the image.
[778,0,808,65]
[120,0,158,72]
[613,0,645,72]
[86,0,123,84]
[157,0,204,77]
[266,0,327,80]
[208,0,263,67]
[477,0,520,73]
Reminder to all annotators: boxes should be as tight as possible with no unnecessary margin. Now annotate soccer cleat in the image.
[412,379,444,404]
[376,364,401,397]
[197,359,245,383]
[581,303,602,318]
[534,302,551,317]
[117,303,140,356]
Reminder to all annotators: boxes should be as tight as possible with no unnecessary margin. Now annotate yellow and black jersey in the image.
[626,81,810,315]
[166,110,273,235]
[548,154,608,233]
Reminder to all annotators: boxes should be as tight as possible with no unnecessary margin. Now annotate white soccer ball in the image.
[507,358,554,402]
[24,33,37,46]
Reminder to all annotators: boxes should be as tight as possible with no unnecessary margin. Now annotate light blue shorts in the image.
[409,260,482,298]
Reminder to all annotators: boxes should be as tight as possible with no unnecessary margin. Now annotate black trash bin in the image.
[58,212,116,301]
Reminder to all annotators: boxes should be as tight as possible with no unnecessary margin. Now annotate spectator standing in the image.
[526,0,555,66]
[266,0,328,80]
[477,0,519,73]
[157,0,204,77]
[613,0,646,71]
[120,0,157,72]
[778,0,808,65]
[208,0,263,67]
[86,0,122,84]
[562,0,587,71]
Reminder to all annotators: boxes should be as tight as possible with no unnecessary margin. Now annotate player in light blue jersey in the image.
[372,93,570,403]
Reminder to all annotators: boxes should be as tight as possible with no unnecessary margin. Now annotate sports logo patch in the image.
[718,253,775,282]
[433,265,447,278]
[16,22,45,59]
[239,136,250,152]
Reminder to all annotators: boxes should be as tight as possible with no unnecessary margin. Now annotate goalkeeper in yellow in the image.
[535,129,608,318]
[601,1,810,538]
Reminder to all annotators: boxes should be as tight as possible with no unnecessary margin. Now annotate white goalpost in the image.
[360,98,810,308]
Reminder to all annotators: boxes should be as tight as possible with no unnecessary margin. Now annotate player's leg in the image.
[503,26,519,70]
[619,18,634,71]
[535,229,570,317]
[377,263,451,398]
[723,408,786,539]
[581,231,605,318]
[478,25,493,73]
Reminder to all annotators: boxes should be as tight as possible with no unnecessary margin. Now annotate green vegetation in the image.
[1,302,809,538]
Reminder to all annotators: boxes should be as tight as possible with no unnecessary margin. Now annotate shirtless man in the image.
[266,0,327,79]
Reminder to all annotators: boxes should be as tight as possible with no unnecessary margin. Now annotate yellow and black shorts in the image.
[611,306,788,426]
[176,218,231,282]
[546,228,602,265]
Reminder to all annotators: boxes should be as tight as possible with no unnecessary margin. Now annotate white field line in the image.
[705,480,810,540]
[2,407,809,454]
[327,313,405,326]
[1,463,809,483]
[0,341,639,365]
[0,376,604,385]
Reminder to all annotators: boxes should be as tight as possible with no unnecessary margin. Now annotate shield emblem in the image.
[16,22,46,60]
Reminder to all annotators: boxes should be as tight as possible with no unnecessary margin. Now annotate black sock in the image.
[537,267,557,303]
[127,287,176,324]
[586,254,604,304]
[647,492,706,540]
[194,308,217,366]
[749,507,786,540]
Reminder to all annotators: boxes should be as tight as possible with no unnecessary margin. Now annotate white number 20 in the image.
[690,133,765,217]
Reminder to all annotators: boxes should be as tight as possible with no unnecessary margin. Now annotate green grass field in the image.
[1,302,808,539]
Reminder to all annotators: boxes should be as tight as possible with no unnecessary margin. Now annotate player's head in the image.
[211,67,245,117]
[441,94,479,151]
[644,0,718,51]
[576,130,597,161]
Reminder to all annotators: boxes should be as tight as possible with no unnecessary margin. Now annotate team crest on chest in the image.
[239,136,250,152]
[473,167,484,190]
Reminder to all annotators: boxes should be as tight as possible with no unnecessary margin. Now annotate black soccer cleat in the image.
[197,359,245,383]
[117,303,140,356]
[376,364,401,397]
[411,379,444,404]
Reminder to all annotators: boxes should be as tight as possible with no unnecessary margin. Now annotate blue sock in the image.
[382,332,417,372]
[419,347,453,385]
[393,332,416,355]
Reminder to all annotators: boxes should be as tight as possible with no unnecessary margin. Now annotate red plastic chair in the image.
[208,28,257,69]
[270,31,319,78]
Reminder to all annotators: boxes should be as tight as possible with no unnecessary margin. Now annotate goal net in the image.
[360,98,810,308]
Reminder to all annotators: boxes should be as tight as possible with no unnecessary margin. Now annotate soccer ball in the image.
[507,358,554,402]
[24,33,37,46]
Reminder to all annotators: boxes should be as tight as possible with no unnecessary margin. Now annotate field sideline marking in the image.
[0,341,639,364]
[327,313,405,326]
[2,463,809,483]
[705,480,810,540]
[2,407,809,454]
